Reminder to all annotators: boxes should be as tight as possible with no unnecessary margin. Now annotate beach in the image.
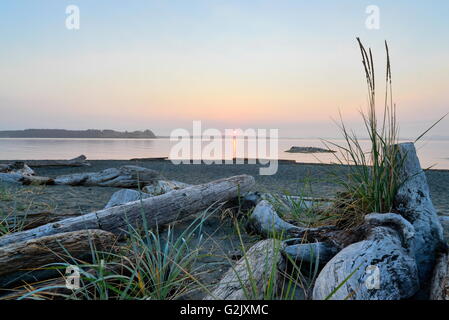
[2,159,449,217]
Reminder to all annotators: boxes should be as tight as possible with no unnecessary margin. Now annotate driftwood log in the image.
[0,162,35,175]
[204,239,285,300]
[54,165,160,188]
[312,142,444,300]
[23,155,90,167]
[282,240,339,266]
[249,200,336,240]
[0,230,116,288]
[394,142,445,283]
[0,230,116,278]
[313,213,420,300]
[0,175,255,247]
[249,200,302,237]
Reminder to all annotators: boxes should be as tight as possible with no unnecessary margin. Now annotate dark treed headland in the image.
[0,129,157,139]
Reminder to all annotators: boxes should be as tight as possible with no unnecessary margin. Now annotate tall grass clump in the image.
[17,211,209,300]
[326,39,402,228]
[327,38,445,228]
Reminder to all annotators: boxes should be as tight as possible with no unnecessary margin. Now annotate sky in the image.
[0,0,448,138]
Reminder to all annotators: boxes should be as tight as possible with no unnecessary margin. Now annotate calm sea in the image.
[0,138,448,170]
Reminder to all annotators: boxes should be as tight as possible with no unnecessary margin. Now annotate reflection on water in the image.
[0,138,448,169]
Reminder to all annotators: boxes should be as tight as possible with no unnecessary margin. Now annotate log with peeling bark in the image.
[24,155,90,167]
[0,175,255,247]
[204,239,285,300]
[0,230,117,288]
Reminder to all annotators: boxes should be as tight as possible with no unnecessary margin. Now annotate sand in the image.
[1,159,448,216]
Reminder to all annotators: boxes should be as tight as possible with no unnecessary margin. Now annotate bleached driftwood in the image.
[250,200,302,237]
[24,155,90,167]
[0,162,35,175]
[312,213,420,300]
[204,239,285,300]
[282,240,339,266]
[0,175,255,247]
[54,165,160,188]
[394,142,445,283]
[249,200,336,240]
[0,230,116,278]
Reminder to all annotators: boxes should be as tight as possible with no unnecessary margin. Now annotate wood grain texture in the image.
[0,229,116,277]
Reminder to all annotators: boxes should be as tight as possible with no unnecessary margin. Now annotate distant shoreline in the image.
[0,129,156,139]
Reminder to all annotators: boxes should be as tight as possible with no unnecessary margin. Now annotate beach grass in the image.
[323,39,404,228]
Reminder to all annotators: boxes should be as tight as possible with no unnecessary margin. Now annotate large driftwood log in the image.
[313,213,420,300]
[0,229,116,277]
[394,142,445,283]
[0,175,255,247]
[204,239,285,300]
[24,155,90,167]
[54,165,160,188]
[0,230,116,288]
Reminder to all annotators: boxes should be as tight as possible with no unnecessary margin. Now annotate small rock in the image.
[143,180,190,196]
[105,189,152,209]
[285,146,336,153]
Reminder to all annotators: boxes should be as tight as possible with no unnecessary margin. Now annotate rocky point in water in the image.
[285,146,336,153]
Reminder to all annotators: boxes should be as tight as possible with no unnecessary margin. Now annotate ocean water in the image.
[0,138,448,170]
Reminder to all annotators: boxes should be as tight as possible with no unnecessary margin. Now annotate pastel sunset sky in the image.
[0,0,448,137]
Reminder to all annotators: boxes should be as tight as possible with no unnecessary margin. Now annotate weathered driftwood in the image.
[313,213,419,300]
[0,162,35,175]
[0,162,36,185]
[282,240,339,266]
[430,252,449,300]
[104,189,152,209]
[0,175,255,247]
[0,162,55,185]
[204,239,285,300]
[394,142,445,283]
[1,254,133,300]
[0,230,116,285]
[54,165,160,188]
[24,155,90,167]
[249,200,336,240]
[249,200,302,237]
